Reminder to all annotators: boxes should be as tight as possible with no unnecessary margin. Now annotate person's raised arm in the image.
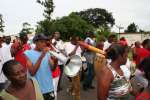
[49,56,58,71]
[26,48,48,76]
[97,66,113,100]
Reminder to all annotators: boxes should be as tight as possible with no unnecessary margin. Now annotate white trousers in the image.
[53,76,60,100]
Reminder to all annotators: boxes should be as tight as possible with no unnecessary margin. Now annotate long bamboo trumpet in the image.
[78,41,105,58]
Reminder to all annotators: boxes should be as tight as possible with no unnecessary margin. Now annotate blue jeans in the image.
[83,63,94,88]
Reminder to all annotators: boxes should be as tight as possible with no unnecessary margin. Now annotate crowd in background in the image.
[0,31,150,100]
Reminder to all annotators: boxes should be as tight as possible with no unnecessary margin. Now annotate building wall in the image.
[119,33,150,46]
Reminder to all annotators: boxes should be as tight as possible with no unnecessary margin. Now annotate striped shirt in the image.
[107,64,131,100]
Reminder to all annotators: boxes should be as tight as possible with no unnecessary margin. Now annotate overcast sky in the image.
[0,0,150,35]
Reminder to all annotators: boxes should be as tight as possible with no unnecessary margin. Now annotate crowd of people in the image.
[0,31,150,100]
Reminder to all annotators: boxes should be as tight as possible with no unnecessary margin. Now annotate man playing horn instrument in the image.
[63,36,82,100]
[24,34,56,100]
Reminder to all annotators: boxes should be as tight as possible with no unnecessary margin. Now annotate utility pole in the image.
[115,25,124,39]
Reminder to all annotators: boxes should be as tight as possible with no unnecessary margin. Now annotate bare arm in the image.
[26,52,46,76]
[97,66,113,100]
[49,56,58,71]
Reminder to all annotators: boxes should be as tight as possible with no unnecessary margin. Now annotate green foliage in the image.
[36,1,114,40]
[95,26,111,42]
[139,29,145,33]
[37,0,54,20]
[36,19,53,36]
[36,0,54,36]
[20,22,34,34]
[75,8,115,28]
[0,14,4,32]
[125,23,138,33]
[36,13,94,40]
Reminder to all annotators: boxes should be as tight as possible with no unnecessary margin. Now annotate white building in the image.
[119,33,150,46]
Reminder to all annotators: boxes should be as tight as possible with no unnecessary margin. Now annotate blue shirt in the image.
[24,49,54,94]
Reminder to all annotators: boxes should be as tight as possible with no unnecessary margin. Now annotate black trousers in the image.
[57,65,64,89]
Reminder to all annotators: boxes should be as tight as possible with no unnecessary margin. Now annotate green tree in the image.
[20,22,34,34]
[75,8,115,28]
[139,29,145,33]
[36,13,94,40]
[36,0,54,35]
[95,26,111,42]
[36,19,53,36]
[37,0,54,21]
[0,14,4,32]
[125,23,138,33]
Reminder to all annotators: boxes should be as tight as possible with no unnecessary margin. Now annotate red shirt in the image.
[136,48,150,66]
[119,40,128,46]
[52,65,60,78]
[12,43,31,68]
[136,91,150,100]
[15,50,28,68]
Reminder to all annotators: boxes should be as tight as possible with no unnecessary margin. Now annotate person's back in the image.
[136,48,150,67]
[136,39,150,67]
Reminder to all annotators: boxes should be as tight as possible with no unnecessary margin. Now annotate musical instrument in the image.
[48,44,82,77]
[78,41,106,76]
[78,41,105,58]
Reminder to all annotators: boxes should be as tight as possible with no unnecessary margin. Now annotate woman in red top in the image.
[11,33,31,70]
[136,57,150,100]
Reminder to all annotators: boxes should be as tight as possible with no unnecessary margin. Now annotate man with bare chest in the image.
[0,60,44,100]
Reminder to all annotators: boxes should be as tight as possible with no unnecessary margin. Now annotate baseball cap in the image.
[33,34,48,42]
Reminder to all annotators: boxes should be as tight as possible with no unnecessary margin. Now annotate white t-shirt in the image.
[63,42,82,57]
[1,43,13,63]
[52,39,64,50]
[0,48,7,83]
[52,39,64,65]
[84,37,95,46]
[103,41,111,51]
